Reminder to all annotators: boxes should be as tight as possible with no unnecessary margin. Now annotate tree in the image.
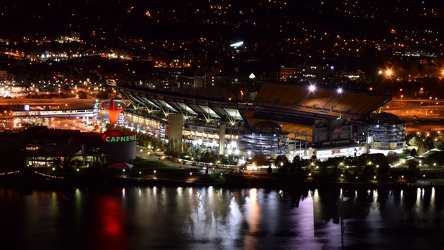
[199,151,216,163]
[424,136,435,150]
[362,165,375,182]
[377,162,391,182]
[274,155,288,168]
[438,140,444,151]
[406,162,419,182]
[417,144,426,156]
[406,132,417,146]
[317,161,330,181]
[425,151,444,165]
[267,165,272,175]
[292,155,301,163]
[77,91,87,99]
[290,156,304,174]
[252,153,269,166]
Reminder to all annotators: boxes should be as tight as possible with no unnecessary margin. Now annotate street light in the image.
[385,69,393,78]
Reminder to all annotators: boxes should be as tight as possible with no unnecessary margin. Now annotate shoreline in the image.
[1,166,442,191]
[2,174,439,191]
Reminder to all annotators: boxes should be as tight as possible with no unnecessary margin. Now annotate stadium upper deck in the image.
[245,82,392,141]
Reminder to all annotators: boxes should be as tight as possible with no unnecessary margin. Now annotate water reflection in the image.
[1,186,444,249]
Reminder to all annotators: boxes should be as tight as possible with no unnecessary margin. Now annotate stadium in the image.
[117,81,401,162]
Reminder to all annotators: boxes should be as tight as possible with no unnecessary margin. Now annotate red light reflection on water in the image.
[91,195,130,250]
[101,198,122,235]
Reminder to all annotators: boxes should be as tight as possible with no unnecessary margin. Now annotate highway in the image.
[379,98,444,133]
[385,98,444,119]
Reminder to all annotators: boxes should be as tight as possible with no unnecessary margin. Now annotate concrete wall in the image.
[168,114,184,151]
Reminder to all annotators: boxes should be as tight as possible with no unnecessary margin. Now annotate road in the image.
[385,98,444,120]
[50,117,95,132]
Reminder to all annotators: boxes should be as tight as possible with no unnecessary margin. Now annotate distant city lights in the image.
[230,41,243,49]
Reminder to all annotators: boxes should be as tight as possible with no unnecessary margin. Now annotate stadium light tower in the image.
[337,87,343,94]
[308,84,316,92]
[337,87,343,119]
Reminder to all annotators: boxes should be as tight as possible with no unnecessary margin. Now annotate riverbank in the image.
[1,170,418,191]
[105,173,414,190]
[1,157,443,190]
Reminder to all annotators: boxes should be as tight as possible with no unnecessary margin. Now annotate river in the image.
[0,186,443,250]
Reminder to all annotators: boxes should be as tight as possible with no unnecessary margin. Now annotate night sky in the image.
[1,0,443,41]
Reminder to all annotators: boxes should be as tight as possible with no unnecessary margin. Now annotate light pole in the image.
[428,97,432,117]
[384,69,393,93]
[337,87,343,119]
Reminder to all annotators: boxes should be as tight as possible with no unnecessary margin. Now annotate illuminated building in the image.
[117,81,393,160]
[0,126,136,171]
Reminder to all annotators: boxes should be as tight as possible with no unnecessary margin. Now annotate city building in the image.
[0,126,136,170]
[279,65,336,83]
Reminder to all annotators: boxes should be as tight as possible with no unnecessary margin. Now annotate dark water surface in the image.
[0,186,443,250]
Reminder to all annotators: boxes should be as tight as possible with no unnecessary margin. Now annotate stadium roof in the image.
[118,86,243,125]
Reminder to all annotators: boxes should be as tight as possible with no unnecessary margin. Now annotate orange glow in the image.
[102,100,125,124]
[107,109,123,124]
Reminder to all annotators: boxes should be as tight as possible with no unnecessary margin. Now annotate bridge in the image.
[0,98,96,110]
[0,98,98,130]
[10,109,94,118]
